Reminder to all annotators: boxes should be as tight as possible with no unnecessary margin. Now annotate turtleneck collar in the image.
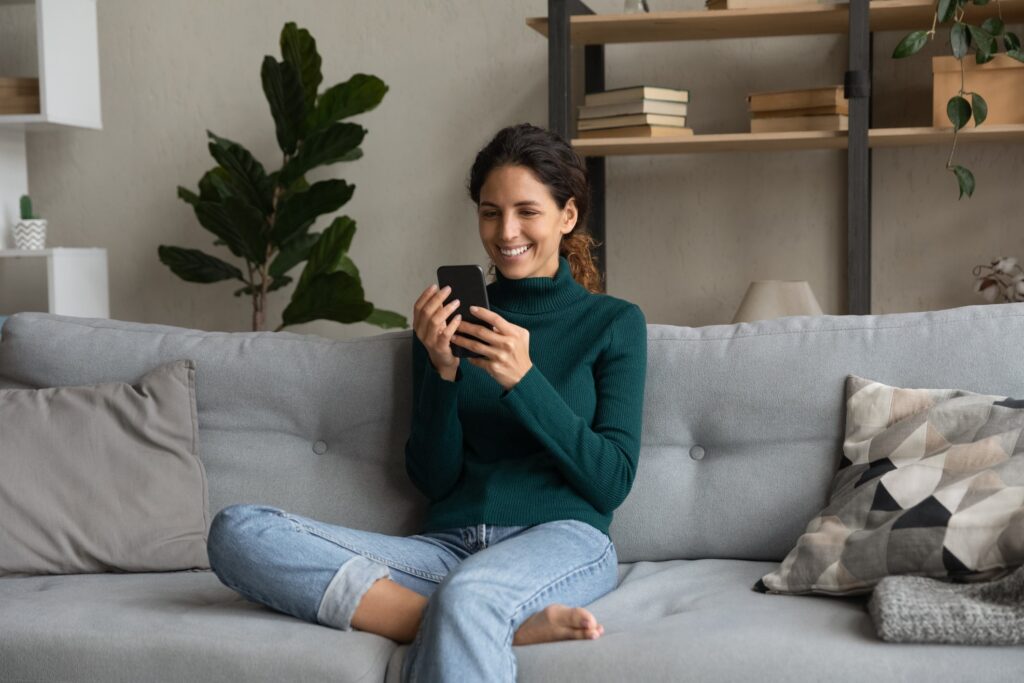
[488,254,589,314]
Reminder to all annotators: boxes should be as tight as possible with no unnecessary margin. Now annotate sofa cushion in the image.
[758,374,1024,595]
[384,558,1024,682]
[0,571,395,682]
[0,360,210,577]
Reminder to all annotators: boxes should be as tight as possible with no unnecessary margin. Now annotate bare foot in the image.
[512,604,605,646]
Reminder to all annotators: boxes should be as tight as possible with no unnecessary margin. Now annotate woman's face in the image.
[477,164,577,280]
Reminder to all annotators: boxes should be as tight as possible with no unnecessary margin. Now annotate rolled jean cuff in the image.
[316,554,391,630]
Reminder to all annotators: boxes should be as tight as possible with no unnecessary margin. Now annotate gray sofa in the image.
[1,304,1023,682]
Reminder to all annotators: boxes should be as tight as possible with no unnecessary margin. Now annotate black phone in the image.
[436,264,491,359]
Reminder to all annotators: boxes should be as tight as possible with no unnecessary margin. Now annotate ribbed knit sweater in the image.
[404,255,648,536]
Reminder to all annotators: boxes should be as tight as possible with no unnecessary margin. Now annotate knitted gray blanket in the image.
[868,564,1024,645]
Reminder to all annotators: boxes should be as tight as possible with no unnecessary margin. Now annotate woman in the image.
[206,122,648,682]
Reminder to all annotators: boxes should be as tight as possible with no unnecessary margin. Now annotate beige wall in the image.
[15,0,1024,338]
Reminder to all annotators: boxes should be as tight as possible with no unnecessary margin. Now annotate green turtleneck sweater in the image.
[404,255,647,536]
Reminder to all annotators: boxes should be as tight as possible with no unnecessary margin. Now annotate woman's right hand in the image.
[413,284,461,377]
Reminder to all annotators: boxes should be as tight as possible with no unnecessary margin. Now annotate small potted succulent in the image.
[14,195,47,250]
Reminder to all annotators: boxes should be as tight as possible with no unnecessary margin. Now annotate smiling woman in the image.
[206,123,649,683]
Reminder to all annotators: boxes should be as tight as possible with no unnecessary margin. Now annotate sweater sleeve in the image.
[498,304,648,514]
[404,334,465,502]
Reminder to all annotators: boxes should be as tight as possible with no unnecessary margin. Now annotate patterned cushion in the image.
[756,374,1024,596]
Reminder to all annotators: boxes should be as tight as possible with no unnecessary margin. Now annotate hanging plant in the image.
[892,0,1024,199]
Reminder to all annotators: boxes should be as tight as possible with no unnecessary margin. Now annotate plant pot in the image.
[13,219,47,250]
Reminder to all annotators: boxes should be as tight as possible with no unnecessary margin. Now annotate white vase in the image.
[13,219,47,250]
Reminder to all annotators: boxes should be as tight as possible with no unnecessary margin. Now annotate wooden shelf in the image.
[571,124,1024,156]
[527,0,1024,44]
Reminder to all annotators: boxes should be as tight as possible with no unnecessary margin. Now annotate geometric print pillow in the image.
[755,374,1024,596]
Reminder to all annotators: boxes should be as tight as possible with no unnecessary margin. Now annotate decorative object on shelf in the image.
[893,0,1024,199]
[731,279,823,323]
[706,0,818,9]
[748,85,848,133]
[159,22,406,333]
[13,195,46,250]
[624,0,650,12]
[972,256,1024,302]
[578,85,692,138]
[0,77,40,115]
[933,54,1024,126]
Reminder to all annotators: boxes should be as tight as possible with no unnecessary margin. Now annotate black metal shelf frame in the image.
[546,0,873,314]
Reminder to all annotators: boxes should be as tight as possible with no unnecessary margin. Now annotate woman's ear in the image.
[562,197,578,234]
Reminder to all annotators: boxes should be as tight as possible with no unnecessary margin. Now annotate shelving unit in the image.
[528,0,1024,314]
[0,0,101,248]
[0,248,109,317]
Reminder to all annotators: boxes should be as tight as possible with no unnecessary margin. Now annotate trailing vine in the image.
[893,0,1024,199]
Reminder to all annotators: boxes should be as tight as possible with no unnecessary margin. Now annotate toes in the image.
[572,607,595,629]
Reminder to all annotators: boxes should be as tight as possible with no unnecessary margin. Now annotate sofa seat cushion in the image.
[0,570,396,682]
[384,558,1024,682]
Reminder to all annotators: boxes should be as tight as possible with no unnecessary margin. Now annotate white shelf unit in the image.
[0,247,109,317]
[0,0,102,248]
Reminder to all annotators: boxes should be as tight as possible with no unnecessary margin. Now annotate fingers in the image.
[455,320,500,345]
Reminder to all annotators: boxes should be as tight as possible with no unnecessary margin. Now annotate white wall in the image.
[12,0,1024,337]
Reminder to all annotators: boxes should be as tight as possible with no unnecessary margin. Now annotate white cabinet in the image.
[0,247,108,317]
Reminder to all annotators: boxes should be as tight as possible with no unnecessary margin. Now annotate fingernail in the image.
[469,305,477,311]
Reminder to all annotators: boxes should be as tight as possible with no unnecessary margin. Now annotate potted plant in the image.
[14,195,47,250]
[159,22,407,332]
[893,0,1024,199]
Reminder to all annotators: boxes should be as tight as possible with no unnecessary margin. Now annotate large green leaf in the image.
[306,74,388,135]
[971,92,988,126]
[278,122,366,185]
[981,17,1004,36]
[939,0,956,23]
[206,130,274,215]
[947,95,972,130]
[951,164,975,199]
[194,196,268,263]
[951,22,969,58]
[295,216,357,293]
[280,22,322,115]
[364,307,408,329]
[158,245,245,283]
[892,30,929,58]
[271,179,355,246]
[968,24,997,60]
[1005,32,1022,52]
[261,56,307,155]
[269,231,319,278]
[177,186,201,208]
[281,271,374,327]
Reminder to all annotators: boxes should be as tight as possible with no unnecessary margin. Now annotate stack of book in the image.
[747,85,848,133]
[577,86,692,139]
[0,77,40,115]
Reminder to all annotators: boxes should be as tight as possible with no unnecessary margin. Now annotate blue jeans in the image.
[206,504,619,682]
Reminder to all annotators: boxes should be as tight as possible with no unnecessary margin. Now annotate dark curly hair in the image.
[466,123,604,293]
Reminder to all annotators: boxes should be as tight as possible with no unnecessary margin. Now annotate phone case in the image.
[436,265,491,359]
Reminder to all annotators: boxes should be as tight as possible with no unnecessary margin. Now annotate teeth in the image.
[500,245,530,256]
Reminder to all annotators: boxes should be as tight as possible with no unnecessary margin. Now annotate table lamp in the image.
[732,280,823,323]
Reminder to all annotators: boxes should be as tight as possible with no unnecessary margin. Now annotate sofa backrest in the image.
[2,304,1023,564]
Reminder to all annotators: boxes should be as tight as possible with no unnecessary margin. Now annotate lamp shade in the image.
[731,280,823,323]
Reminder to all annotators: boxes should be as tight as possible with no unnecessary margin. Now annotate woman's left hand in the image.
[452,306,533,391]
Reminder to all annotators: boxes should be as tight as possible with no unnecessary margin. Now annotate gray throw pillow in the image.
[756,374,1024,596]
[0,360,210,576]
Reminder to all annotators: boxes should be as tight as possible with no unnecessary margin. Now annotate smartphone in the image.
[436,264,491,359]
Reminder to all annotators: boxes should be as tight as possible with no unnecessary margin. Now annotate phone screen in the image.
[436,264,491,359]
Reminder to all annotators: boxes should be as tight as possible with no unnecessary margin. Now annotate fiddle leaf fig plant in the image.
[159,21,407,332]
[893,0,1024,199]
